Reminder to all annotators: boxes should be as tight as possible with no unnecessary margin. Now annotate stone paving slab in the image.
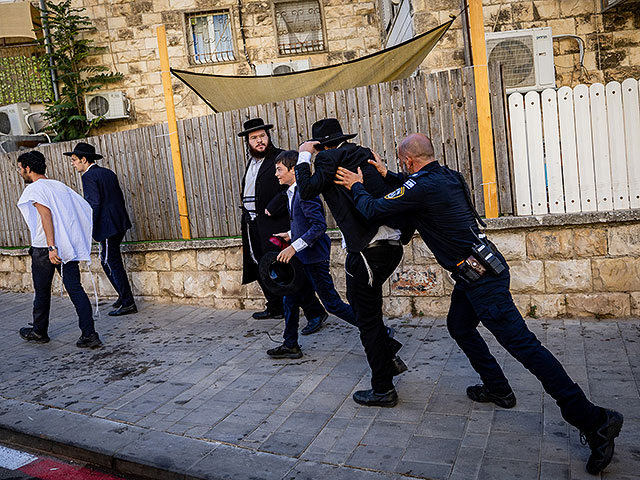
[0,290,638,479]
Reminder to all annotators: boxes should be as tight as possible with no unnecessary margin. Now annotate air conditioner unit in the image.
[84,91,130,121]
[486,27,555,93]
[0,103,31,136]
[254,59,311,76]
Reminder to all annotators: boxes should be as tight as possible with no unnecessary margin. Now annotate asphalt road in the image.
[0,443,127,480]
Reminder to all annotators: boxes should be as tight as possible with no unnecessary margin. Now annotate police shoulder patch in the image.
[404,179,416,189]
[384,187,405,199]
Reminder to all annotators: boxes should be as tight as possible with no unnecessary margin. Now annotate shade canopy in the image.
[0,2,41,42]
[171,20,453,112]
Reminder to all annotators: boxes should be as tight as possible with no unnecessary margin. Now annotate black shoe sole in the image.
[20,335,50,344]
[586,411,623,475]
[252,313,284,320]
[267,353,303,359]
[467,386,517,409]
[108,306,138,316]
[353,394,398,408]
[77,341,103,348]
[19,329,50,343]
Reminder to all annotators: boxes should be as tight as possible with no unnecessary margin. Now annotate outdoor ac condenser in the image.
[485,27,555,93]
[0,103,32,136]
[84,91,130,121]
[254,59,311,76]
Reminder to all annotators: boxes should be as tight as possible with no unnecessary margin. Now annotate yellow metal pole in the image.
[157,24,191,239]
[468,0,499,218]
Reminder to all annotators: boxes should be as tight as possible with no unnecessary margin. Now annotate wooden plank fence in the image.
[507,78,640,216]
[0,66,508,246]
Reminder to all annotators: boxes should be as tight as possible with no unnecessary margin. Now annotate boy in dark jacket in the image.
[267,150,356,359]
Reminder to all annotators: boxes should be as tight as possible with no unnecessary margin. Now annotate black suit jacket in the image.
[295,142,391,252]
[240,146,289,284]
[81,164,132,242]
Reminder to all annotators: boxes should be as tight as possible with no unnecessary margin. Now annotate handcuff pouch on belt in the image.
[457,241,505,283]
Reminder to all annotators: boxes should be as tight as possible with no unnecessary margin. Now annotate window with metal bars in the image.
[186,11,235,65]
[274,0,325,56]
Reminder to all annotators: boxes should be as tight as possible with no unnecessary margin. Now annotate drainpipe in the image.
[39,0,59,101]
[237,0,255,74]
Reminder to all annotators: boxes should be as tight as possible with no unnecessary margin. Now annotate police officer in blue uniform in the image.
[335,133,622,476]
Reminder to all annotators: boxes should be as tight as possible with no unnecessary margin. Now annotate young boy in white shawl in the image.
[16,151,102,348]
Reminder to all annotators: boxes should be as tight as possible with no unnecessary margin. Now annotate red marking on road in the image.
[20,458,123,479]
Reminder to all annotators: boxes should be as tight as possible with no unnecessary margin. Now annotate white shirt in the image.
[243,157,263,221]
[286,182,307,253]
[17,179,93,263]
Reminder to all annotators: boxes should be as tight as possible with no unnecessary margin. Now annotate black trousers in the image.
[247,219,285,314]
[30,247,96,337]
[346,244,403,393]
[100,231,134,307]
[448,268,601,432]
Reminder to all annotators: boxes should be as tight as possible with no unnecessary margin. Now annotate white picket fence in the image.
[507,78,640,216]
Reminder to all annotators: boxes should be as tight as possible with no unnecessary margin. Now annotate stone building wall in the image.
[72,0,382,134]
[413,0,640,87]
[2,212,640,319]
[67,0,639,136]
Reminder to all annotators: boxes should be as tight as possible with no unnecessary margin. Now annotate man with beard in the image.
[16,151,102,348]
[239,118,326,323]
[295,118,408,408]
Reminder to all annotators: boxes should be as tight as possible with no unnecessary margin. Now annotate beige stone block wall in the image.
[2,218,640,319]
[81,0,383,135]
[412,0,640,88]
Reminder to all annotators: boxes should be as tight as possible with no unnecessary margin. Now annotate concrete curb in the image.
[0,397,401,480]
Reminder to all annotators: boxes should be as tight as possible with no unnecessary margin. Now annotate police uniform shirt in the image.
[351,161,480,272]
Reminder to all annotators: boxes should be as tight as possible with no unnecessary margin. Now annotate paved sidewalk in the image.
[0,290,638,480]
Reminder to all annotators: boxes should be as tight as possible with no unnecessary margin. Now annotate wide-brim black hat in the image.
[238,117,274,137]
[63,142,103,160]
[258,251,304,296]
[310,118,357,146]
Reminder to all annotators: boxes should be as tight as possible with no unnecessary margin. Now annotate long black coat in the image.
[295,143,390,252]
[81,164,132,242]
[240,146,289,284]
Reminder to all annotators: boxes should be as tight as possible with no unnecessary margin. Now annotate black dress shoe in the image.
[581,408,623,475]
[391,356,408,376]
[353,388,398,407]
[301,313,327,335]
[112,298,122,308]
[76,332,102,348]
[19,327,50,344]
[466,384,516,408]
[252,309,284,320]
[108,304,138,316]
[266,344,303,359]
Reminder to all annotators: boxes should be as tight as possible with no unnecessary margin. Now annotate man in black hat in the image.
[68,142,136,317]
[238,118,325,322]
[295,118,408,408]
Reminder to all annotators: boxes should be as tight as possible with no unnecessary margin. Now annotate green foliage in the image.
[0,52,53,104]
[37,0,123,141]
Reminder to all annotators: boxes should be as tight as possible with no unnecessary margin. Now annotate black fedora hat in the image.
[310,118,357,147]
[238,117,274,137]
[63,142,102,160]
[258,251,304,296]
